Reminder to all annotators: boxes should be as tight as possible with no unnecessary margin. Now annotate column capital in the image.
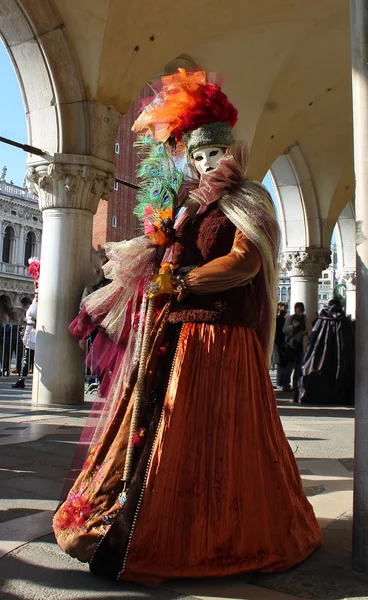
[282,247,331,278]
[25,154,115,213]
[337,270,357,290]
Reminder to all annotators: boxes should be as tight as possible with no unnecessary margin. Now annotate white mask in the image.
[192,147,225,175]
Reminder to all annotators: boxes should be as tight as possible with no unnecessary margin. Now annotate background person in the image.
[273,302,288,387]
[11,258,40,389]
[282,301,308,400]
[11,286,38,389]
[299,298,355,405]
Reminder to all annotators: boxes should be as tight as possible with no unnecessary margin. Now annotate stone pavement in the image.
[0,375,366,600]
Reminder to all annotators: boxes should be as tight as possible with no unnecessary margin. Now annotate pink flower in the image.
[158,344,169,357]
[144,220,155,234]
[131,427,147,447]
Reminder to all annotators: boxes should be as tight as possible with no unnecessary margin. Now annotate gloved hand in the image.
[147,263,175,298]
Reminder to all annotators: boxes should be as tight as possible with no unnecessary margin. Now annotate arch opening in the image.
[2,226,15,263]
[24,231,36,266]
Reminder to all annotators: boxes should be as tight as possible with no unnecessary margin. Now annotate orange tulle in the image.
[122,323,322,586]
[132,69,238,144]
[132,70,207,142]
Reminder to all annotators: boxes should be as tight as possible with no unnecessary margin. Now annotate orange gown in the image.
[53,222,322,586]
[122,322,322,586]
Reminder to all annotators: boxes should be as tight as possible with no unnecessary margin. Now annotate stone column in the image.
[16,225,24,266]
[282,248,330,318]
[350,0,368,571]
[11,224,19,265]
[345,274,357,319]
[27,154,114,405]
[336,271,357,319]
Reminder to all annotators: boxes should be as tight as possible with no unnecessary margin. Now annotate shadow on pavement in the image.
[278,405,355,419]
[0,533,185,600]
[252,511,368,600]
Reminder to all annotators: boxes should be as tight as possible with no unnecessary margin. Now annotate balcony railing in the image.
[0,262,31,277]
[0,181,37,203]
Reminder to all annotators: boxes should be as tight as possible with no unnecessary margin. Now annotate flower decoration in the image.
[131,427,147,447]
[53,491,92,531]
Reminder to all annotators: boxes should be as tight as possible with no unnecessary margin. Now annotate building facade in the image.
[278,265,336,315]
[92,87,153,250]
[277,243,354,318]
[0,175,42,321]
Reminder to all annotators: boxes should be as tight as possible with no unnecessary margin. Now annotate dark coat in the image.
[299,305,355,406]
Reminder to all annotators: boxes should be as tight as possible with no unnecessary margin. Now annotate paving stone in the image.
[0,377,358,600]
[0,534,189,600]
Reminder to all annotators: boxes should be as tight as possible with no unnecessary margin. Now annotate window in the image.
[114,181,119,191]
[323,294,328,300]
[2,226,15,263]
[323,273,329,279]
[115,143,120,154]
[21,296,32,310]
[281,286,287,302]
[112,216,117,228]
[24,231,36,266]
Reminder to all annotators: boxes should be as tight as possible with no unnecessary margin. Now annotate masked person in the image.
[273,302,288,387]
[299,299,355,405]
[12,258,40,389]
[53,69,322,586]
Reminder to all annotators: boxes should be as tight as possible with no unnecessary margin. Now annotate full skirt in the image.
[54,322,322,586]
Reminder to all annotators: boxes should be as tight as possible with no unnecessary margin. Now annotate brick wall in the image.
[92,199,108,250]
[92,86,153,249]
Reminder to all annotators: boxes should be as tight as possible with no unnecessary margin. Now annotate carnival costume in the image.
[300,300,355,406]
[53,70,322,586]
[12,257,39,389]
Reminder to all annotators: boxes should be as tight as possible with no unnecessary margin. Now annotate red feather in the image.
[171,84,238,141]
[28,257,40,281]
[132,70,238,143]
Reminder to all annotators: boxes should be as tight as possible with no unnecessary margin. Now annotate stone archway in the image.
[269,145,329,317]
[334,201,356,317]
[0,0,120,404]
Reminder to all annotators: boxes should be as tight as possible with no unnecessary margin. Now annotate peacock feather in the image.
[134,129,183,246]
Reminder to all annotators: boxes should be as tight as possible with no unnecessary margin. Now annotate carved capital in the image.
[26,155,115,212]
[337,270,356,290]
[282,247,331,278]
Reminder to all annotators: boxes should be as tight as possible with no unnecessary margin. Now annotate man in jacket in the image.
[282,301,307,400]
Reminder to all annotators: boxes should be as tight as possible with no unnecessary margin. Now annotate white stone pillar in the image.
[17,225,25,266]
[345,274,357,319]
[0,218,3,261]
[27,155,114,405]
[11,225,19,265]
[290,275,319,318]
[351,0,368,571]
[283,248,330,319]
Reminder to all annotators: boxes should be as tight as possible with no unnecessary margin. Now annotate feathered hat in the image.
[132,69,238,156]
[28,257,40,282]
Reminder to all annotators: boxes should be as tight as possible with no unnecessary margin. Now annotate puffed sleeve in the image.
[184,229,261,295]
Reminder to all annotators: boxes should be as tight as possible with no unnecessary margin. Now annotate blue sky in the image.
[262,171,280,221]
[0,40,27,186]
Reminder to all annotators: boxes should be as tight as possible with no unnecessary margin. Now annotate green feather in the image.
[134,129,183,230]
